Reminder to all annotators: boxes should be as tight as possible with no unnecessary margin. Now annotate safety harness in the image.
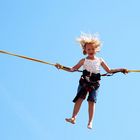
[73,70,101,102]
[80,70,100,91]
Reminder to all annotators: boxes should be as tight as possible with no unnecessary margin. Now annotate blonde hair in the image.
[76,32,101,55]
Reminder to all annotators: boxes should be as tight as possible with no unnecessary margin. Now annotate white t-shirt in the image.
[83,56,104,74]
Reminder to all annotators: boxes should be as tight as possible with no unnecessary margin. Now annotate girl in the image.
[55,33,128,129]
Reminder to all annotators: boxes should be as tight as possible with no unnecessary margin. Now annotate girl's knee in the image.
[88,101,95,105]
[78,98,84,102]
[76,98,84,103]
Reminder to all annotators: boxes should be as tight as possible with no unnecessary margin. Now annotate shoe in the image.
[65,118,76,124]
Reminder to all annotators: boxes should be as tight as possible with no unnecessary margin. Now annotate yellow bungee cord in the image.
[127,70,140,72]
[0,50,140,75]
[0,50,77,72]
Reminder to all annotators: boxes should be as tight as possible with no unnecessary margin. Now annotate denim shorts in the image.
[73,84,100,103]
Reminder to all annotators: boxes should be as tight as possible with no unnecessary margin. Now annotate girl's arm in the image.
[55,59,85,72]
[101,61,128,74]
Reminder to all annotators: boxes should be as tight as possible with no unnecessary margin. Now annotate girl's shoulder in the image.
[94,56,105,64]
[96,56,105,63]
[76,58,86,66]
[79,58,85,64]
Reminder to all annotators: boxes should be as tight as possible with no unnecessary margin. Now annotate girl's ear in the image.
[83,43,87,55]
[83,50,87,55]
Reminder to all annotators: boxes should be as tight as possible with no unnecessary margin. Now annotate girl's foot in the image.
[65,118,76,124]
[87,122,92,129]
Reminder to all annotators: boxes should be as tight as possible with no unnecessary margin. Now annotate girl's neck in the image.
[87,55,95,60]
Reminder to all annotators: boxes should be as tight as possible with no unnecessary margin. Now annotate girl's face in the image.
[85,43,97,56]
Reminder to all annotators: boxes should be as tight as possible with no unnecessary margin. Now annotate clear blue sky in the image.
[0,0,140,140]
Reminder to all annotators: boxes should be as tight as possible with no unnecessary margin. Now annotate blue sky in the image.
[0,0,140,140]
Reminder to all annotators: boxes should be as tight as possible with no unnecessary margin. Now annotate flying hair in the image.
[76,32,102,54]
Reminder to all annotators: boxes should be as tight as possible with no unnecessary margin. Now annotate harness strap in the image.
[79,70,100,92]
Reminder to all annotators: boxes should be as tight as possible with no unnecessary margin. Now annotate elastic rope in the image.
[1,50,140,76]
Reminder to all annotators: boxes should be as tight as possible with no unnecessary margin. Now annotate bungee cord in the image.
[0,50,140,76]
[127,70,140,72]
[0,50,81,72]
[0,50,55,66]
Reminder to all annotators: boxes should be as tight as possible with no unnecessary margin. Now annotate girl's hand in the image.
[70,68,76,72]
[55,64,74,72]
[55,63,63,69]
[120,68,129,74]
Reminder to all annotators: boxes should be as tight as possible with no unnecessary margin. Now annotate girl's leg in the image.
[66,98,84,124]
[72,98,84,118]
[88,101,95,129]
